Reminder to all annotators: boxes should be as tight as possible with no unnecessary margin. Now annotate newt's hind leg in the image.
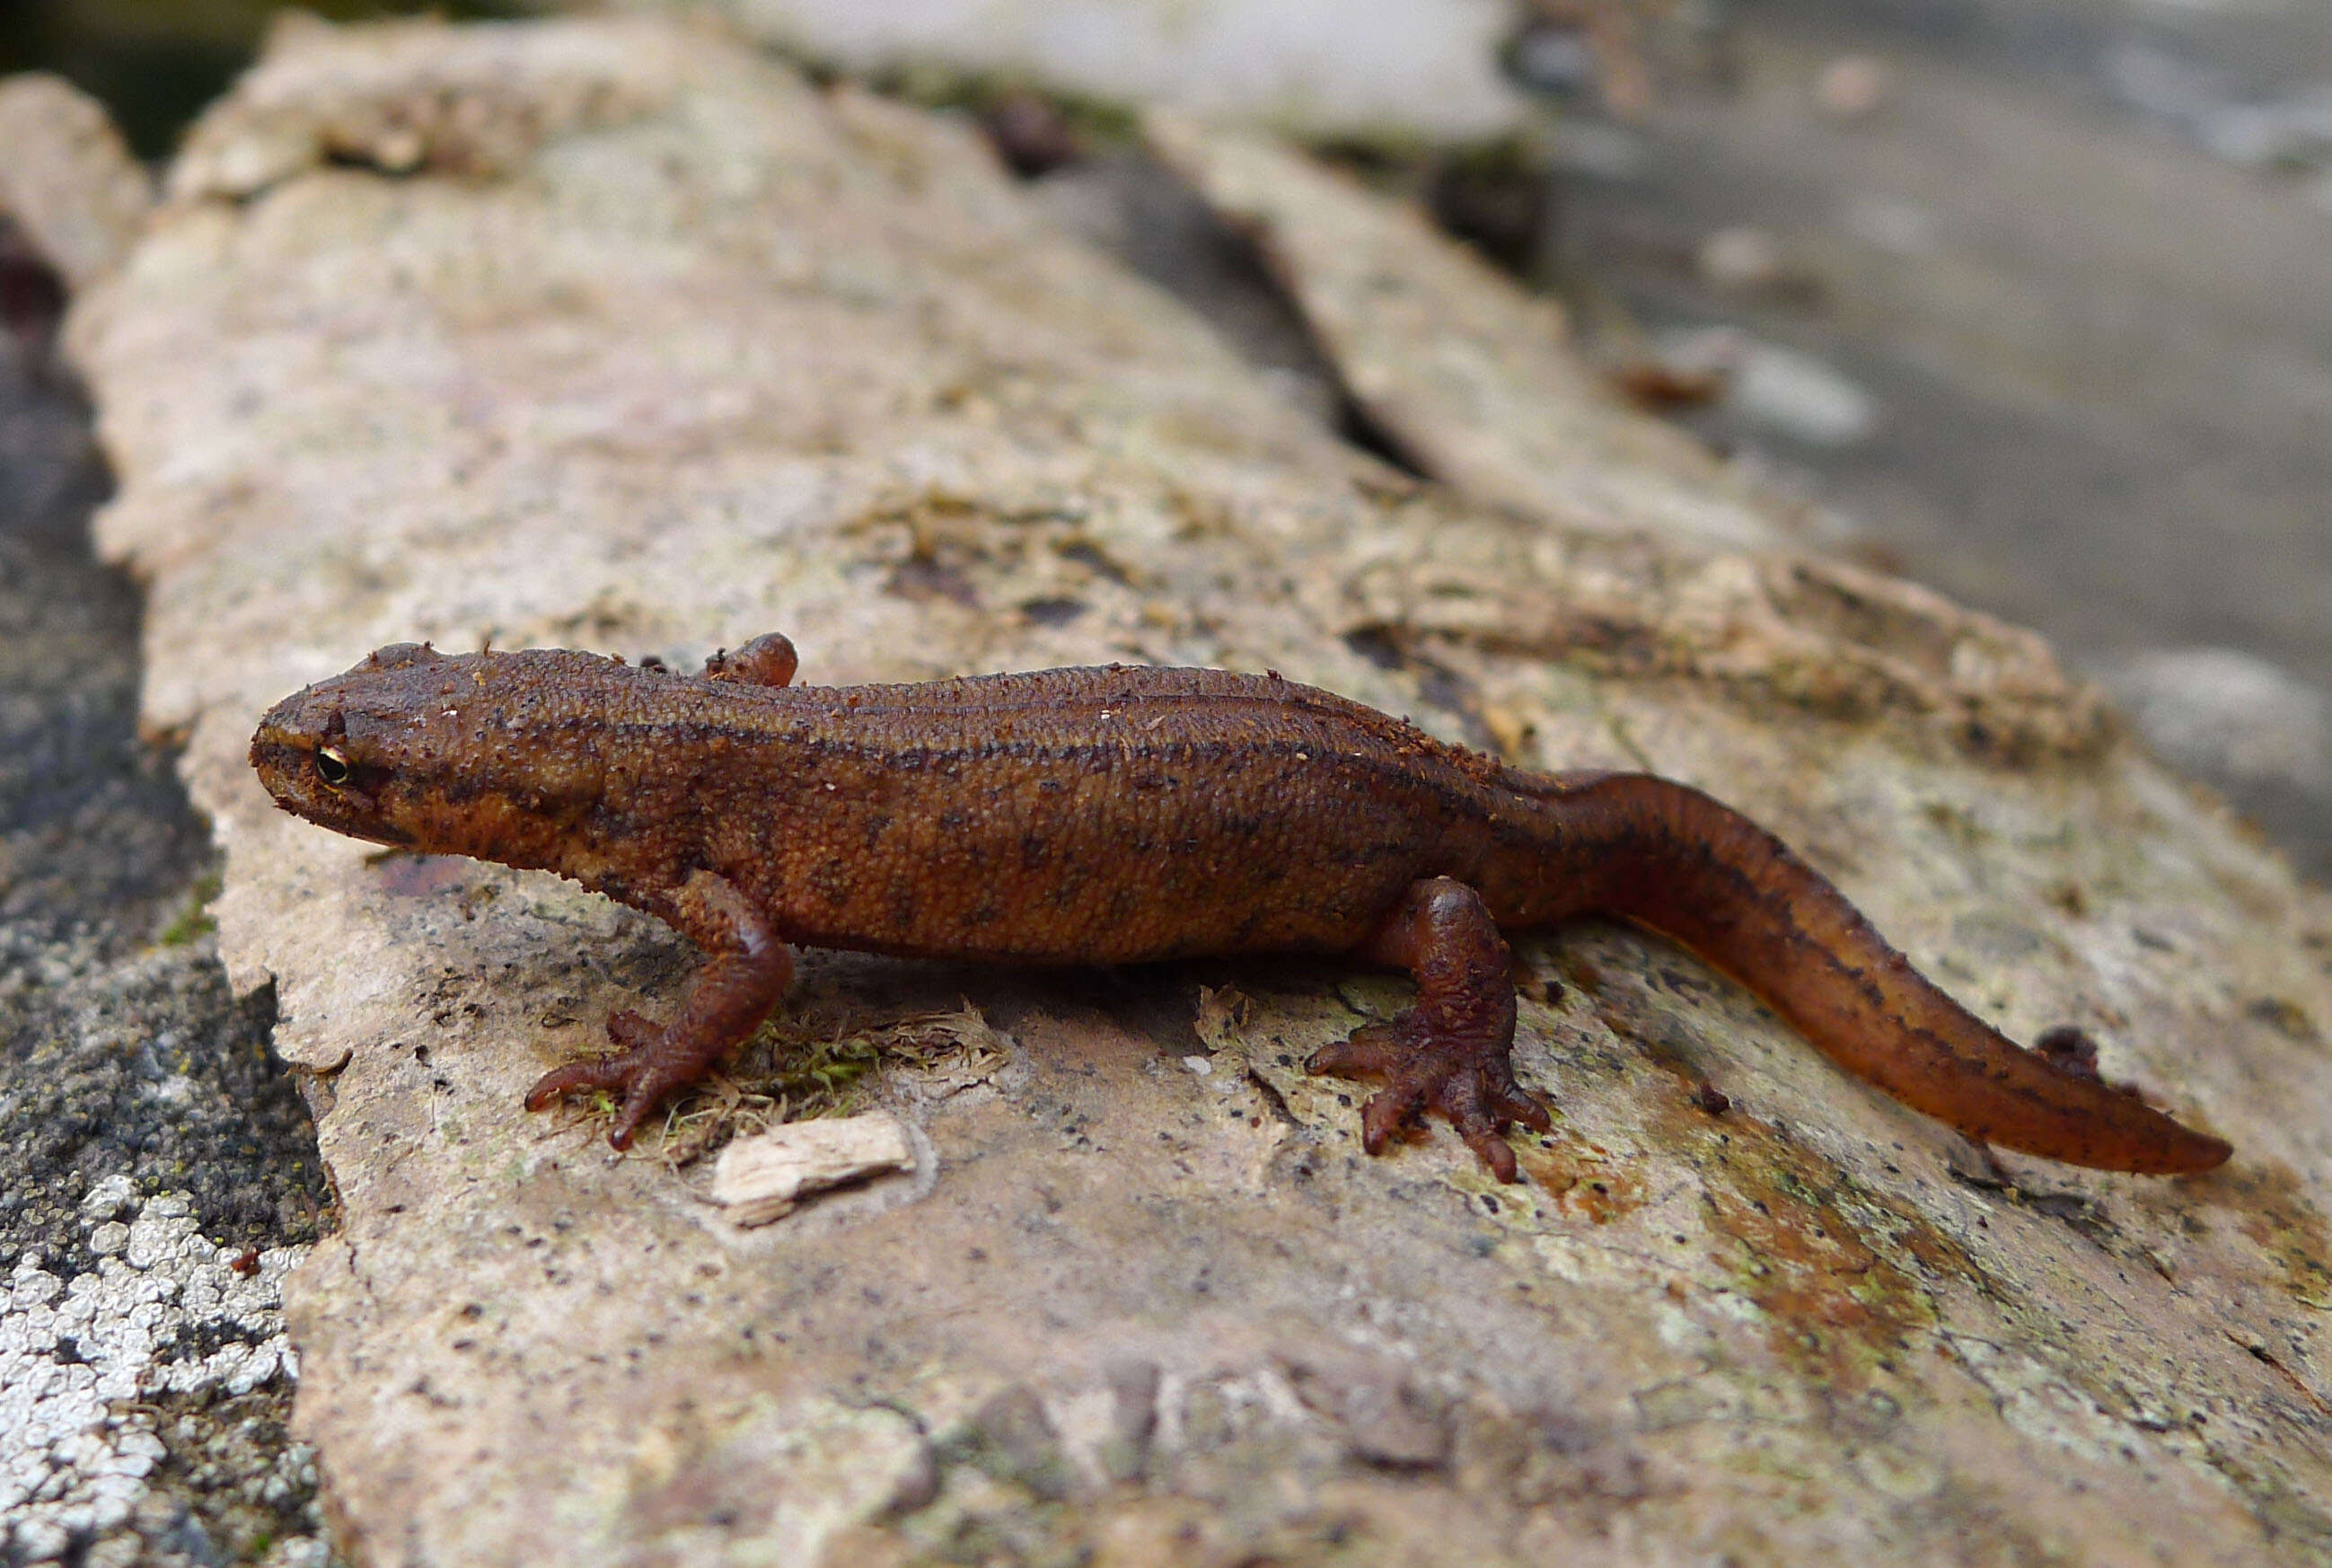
[1308,877,1552,1182]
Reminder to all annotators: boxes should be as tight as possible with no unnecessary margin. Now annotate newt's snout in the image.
[251,641,635,869]
[250,686,410,848]
[249,645,463,845]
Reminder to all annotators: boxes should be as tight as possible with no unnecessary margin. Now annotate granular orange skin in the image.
[249,635,2231,1182]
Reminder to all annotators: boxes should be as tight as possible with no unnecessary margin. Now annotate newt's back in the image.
[251,647,1556,962]
[677,663,1542,962]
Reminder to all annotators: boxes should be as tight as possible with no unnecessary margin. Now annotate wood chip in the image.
[710,1114,917,1225]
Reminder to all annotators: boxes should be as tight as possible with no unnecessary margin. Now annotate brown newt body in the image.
[249,635,2231,1180]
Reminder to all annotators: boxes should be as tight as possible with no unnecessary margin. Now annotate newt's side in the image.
[249,636,2231,1181]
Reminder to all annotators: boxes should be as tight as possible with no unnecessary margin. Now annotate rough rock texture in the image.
[0,74,154,291]
[1145,115,1797,553]
[3,1182,323,1566]
[621,0,1529,138]
[0,101,333,1566]
[70,16,2332,1566]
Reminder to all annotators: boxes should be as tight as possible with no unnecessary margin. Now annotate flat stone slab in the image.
[72,16,2332,1566]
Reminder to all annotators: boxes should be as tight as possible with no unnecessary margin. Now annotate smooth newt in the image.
[248,635,2231,1180]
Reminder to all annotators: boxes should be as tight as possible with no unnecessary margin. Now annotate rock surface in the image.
[619,0,1529,138]
[3,1183,321,1566]
[69,15,2332,1566]
[1562,10,2332,881]
[0,74,153,292]
[0,88,332,1565]
[1145,115,1796,551]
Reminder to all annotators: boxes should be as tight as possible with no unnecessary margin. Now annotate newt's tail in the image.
[1501,771,2231,1175]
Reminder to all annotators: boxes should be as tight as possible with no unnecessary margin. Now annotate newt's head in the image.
[251,642,627,871]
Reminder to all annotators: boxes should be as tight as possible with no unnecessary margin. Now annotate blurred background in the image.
[4,0,2328,878]
[0,0,525,155]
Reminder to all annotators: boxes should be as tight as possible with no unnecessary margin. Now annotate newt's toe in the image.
[1307,1020,1405,1079]
[1308,1013,1550,1183]
[525,1029,703,1150]
[524,1054,633,1110]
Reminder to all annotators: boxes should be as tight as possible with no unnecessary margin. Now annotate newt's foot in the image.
[1308,1013,1553,1183]
[524,1009,703,1149]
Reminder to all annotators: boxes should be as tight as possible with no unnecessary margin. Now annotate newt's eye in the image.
[315,747,352,787]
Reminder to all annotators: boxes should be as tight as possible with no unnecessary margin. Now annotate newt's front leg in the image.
[1309,877,1553,1182]
[525,869,795,1147]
